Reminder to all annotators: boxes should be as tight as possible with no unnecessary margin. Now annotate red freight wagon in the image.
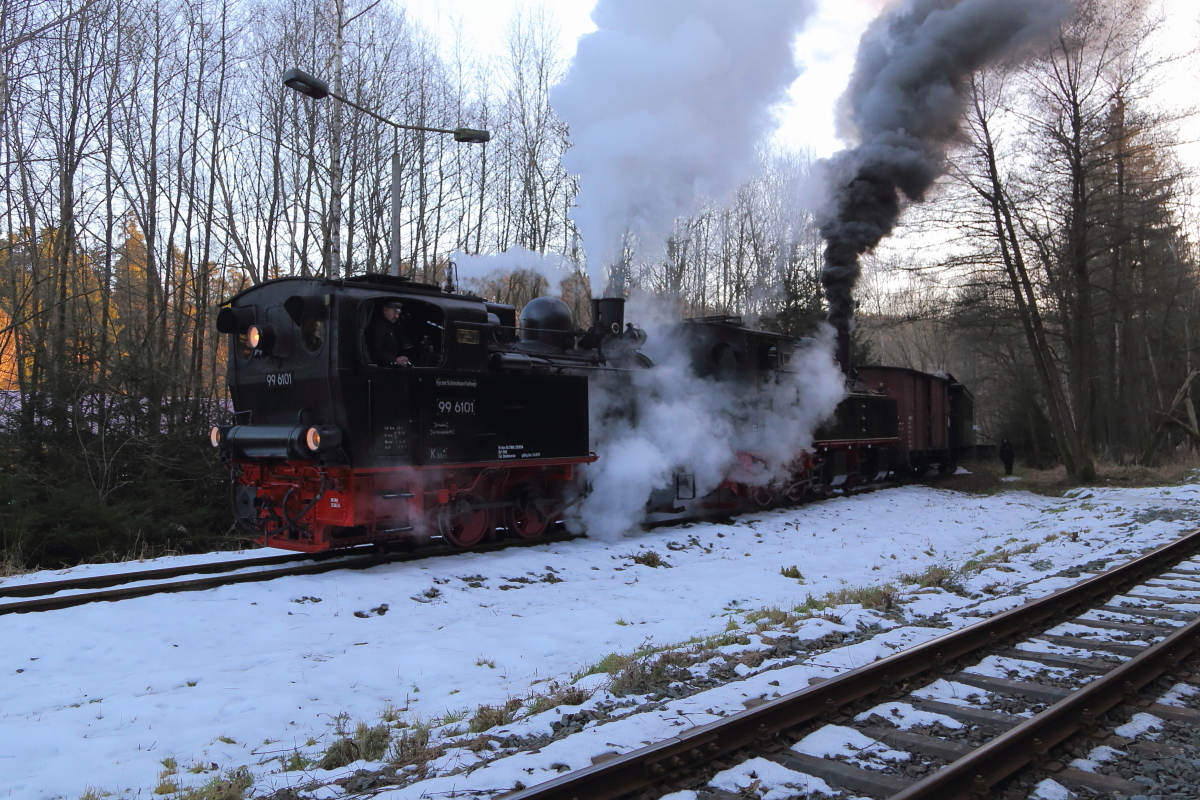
[856,366,964,475]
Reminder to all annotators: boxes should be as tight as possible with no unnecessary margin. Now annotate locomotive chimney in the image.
[836,325,851,375]
[594,297,625,335]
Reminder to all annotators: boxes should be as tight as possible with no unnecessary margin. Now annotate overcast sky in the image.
[402,0,1199,186]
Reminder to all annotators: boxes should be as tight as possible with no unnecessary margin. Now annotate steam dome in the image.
[519,297,574,348]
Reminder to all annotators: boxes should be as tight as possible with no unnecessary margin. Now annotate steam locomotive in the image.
[209,273,973,553]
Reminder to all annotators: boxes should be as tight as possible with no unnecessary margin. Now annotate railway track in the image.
[503,528,1200,800]
[0,532,581,615]
[0,474,905,617]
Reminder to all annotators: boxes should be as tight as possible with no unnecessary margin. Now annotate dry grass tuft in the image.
[317,720,391,769]
[608,651,692,697]
[174,767,254,800]
[898,564,962,593]
[824,583,899,610]
[627,550,671,568]
[387,725,444,774]
[354,721,391,761]
[317,738,359,770]
[0,550,29,578]
[523,681,592,716]
[468,698,524,733]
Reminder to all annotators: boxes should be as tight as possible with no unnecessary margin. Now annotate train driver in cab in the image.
[368,300,414,366]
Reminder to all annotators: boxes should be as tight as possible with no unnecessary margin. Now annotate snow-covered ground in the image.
[4,477,1200,800]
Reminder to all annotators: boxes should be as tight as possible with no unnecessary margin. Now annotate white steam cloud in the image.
[552,0,816,291]
[571,294,846,541]
[451,246,575,292]
[449,2,849,543]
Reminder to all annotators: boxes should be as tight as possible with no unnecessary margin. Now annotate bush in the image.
[0,420,234,570]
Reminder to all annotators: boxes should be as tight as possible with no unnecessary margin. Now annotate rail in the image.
[502,528,1200,800]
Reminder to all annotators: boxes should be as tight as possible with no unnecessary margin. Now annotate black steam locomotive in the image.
[210,273,973,552]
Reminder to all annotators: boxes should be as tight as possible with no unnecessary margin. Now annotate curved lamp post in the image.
[283,68,490,277]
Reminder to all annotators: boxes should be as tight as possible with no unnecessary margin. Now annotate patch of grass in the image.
[627,550,671,568]
[573,651,633,681]
[380,703,403,723]
[0,553,30,577]
[962,549,1013,573]
[608,651,691,697]
[898,564,961,592]
[468,698,524,733]
[216,735,236,745]
[175,767,253,800]
[355,721,391,761]
[78,789,109,800]
[317,719,392,769]
[282,750,314,771]
[153,780,179,796]
[743,605,804,630]
[475,657,496,668]
[317,738,359,770]
[779,565,803,580]
[524,681,592,716]
[388,725,444,775]
[939,454,1200,497]
[616,618,630,626]
[794,593,831,614]
[439,708,469,725]
[825,583,899,610]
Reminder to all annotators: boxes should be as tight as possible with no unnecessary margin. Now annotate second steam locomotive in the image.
[210,274,973,552]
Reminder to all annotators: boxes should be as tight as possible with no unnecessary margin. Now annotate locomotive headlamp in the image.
[303,426,342,453]
[246,324,277,356]
[209,426,222,447]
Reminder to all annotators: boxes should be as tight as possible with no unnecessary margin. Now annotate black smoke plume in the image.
[820,0,1069,366]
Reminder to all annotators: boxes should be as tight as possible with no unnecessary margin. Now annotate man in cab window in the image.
[368,300,413,366]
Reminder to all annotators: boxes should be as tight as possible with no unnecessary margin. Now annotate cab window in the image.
[360,297,445,367]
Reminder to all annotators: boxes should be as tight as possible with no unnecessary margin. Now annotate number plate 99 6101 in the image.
[265,371,294,387]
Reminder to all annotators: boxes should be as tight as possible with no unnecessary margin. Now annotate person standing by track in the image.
[999,438,1015,476]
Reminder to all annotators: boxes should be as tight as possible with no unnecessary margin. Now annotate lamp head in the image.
[453,127,491,144]
[283,68,329,100]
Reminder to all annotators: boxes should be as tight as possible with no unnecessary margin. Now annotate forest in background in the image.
[0,0,1195,568]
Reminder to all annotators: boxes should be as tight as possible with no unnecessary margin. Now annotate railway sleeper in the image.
[1033,633,1152,656]
[760,750,916,798]
[951,674,1072,704]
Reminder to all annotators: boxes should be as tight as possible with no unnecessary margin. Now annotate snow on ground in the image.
[3,479,1200,799]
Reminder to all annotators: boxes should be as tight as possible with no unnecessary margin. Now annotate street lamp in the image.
[283,67,491,277]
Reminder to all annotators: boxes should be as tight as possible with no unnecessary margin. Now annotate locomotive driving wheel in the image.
[506,484,552,539]
[750,484,776,507]
[437,494,490,547]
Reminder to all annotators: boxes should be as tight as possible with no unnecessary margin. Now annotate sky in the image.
[400,0,1199,167]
